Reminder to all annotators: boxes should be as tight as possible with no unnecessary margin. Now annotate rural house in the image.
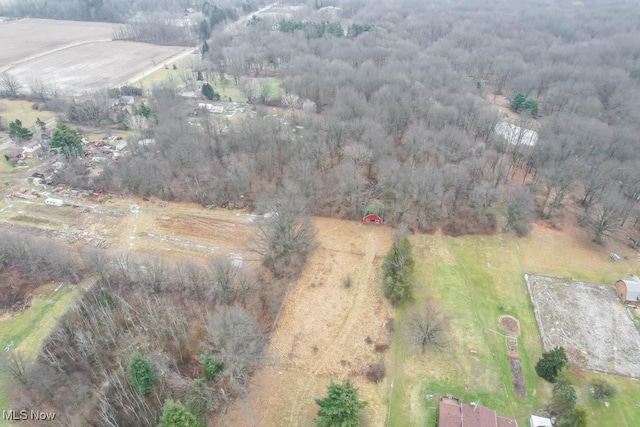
[119,96,135,106]
[438,396,518,427]
[614,276,640,307]
[4,148,23,161]
[21,142,42,158]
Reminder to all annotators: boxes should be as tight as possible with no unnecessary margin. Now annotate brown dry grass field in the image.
[223,218,395,426]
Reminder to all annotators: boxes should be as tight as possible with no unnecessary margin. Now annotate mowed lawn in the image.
[0,98,56,128]
[387,230,640,426]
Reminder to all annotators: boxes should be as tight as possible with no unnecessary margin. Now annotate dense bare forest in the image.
[61,0,638,240]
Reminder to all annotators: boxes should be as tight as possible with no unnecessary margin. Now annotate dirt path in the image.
[225,3,278,34]
[126,47,196,85]
[287,233,378,426]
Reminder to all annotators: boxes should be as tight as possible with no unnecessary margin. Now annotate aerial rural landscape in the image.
[0,0,639,426]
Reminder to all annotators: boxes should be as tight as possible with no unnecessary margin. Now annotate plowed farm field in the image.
[0,18,189,93]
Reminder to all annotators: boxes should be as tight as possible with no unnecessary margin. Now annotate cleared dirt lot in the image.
[0,18,119,69]
[526,274,640,378]
[224,218,395,426]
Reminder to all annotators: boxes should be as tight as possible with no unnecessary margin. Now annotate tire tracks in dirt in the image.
[287,232,378,426]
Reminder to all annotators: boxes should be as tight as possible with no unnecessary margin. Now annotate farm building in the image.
[138,138,156,147]
[495,121,538,146]
[4,148,23,161]
[438,396,518,427]
[198,103,224,113]
[119,96,135,106]
[22,142,42,158]
[529,415,553,427]
[614,276,640,307]
[362,203,384,224]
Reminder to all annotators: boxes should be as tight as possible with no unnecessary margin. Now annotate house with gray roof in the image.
[615,276,640,307]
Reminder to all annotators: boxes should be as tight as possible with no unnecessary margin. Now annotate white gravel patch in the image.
[526,274,640,378]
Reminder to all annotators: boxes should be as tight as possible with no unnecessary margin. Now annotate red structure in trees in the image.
[362,214,383,224]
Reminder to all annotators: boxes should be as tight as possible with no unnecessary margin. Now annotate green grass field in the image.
[0,286,79,422]
[0,99,56,128]
[387,231,640,426]
[134,59,282,104]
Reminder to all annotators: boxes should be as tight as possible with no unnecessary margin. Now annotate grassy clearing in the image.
[0,286,78,421]
[518,224,634,283]
[0,152,13,173]
[0,286,78,359]
[388,233,547,426]
[133,52,199,90]
[0,99,56,128]
[262,77,283,100]
[578,371,640,426]
[387,229,640,427]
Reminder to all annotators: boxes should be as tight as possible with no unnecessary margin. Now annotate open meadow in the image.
[387,226,640,427]
[223,218,395,426]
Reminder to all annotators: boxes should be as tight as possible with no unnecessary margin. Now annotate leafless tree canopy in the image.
[405,303,451,354]
[207,305,266,389]
[0,72,22,98]
[254,191,316,277]
[1,240,275,426]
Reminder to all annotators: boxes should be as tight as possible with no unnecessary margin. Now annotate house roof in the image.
[462,403,497,427]
[439,396,462,427]
[495,121,538,146]
[620,276,640,302]
[438,396,518,427]
[529,415,553,427]
[6,148,23,158]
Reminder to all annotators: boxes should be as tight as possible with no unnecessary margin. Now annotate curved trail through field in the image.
[287,232,378,426]
[0,39,112,73]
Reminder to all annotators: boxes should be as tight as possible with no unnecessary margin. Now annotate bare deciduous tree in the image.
[254,191,316,277]
[406,303,450,353]
[207,306,265,388]
[0,72,21,98]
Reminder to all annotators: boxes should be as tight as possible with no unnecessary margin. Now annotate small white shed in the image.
[530,415,553,427]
